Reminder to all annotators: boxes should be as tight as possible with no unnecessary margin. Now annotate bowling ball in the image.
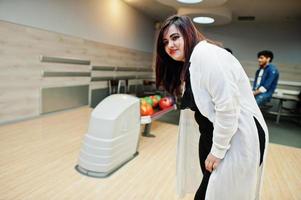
[159,97,172,109]
[152,97,159,108]
[140,103,154,116]
[140,98,148,106]
[144,96,153,106]
[154,95,162,101]
[150,96,159,107]
[165,96,174,104]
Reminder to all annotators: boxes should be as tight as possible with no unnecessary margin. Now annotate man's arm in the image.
[253,86,266,96]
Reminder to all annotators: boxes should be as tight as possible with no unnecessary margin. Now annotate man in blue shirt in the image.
[253,50,279,106]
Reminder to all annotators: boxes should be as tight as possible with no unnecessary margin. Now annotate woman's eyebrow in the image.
[163,32,180,41]
[170,33,180,37]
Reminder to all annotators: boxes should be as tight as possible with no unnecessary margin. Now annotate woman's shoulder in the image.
[190,40,220,62]
[189,40,218,69]
[189,40,241,77]
[194,40,221,50]
[192,40,210,53]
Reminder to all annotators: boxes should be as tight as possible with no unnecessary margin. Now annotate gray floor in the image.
[262,114,301,148]
[157,110,301,149]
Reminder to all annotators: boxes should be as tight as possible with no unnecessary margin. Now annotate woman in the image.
[155,15,269,200]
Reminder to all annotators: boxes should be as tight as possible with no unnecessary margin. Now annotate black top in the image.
[179,71,198,112]
[180,71,214,135]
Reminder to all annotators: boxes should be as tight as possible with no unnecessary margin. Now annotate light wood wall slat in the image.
[42,77,91,88]
[43,71,91,77]
[91,71,115,77]
[42,63,91,73]
[90,81,108,90]
[40,56,91,65]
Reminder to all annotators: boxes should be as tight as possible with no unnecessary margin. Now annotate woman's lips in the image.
[170,49,178,55]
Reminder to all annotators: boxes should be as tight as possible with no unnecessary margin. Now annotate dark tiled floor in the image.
[262,114,301,148]
[158,110,301,148]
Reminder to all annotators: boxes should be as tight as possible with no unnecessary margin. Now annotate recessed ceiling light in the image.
[177,0,203,4]
[193,17,215,24]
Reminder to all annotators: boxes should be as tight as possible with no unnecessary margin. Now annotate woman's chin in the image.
[171,56,184,62]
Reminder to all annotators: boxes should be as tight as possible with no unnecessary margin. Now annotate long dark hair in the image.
[155,15,206,96]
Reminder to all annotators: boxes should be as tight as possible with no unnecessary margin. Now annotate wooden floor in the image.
[0,106,300,200]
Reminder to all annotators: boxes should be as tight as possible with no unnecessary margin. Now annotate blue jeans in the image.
[255,93,272,107]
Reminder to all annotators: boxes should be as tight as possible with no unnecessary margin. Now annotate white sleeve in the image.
[191,47,241,159]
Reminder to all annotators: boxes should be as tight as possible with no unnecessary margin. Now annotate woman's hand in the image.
[205,153,221,172]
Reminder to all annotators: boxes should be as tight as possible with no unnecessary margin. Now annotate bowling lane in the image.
[0,106,300,200]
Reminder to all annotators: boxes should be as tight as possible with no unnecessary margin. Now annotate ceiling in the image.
[123,0,301,25]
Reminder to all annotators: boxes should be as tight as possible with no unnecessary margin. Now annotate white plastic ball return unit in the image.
[75,94,140,178]
[75,94,176,178]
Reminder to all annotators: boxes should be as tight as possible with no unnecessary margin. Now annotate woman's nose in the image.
[167,39,173,47]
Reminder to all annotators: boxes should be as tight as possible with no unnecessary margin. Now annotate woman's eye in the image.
[163,41,168,46]
[172,36,179,41]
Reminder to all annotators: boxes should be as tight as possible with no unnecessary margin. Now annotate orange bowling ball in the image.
[140,103,154,116]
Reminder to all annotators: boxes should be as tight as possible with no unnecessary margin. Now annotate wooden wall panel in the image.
[42,77,91,88]
[91,71,115,78]
[90,81,108,90]
[42,63,91,73]
[0,20,153,124]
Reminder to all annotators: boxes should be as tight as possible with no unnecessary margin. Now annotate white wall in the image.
[202,21,301,65]
[0,0,155,52]
[199,21,301,82]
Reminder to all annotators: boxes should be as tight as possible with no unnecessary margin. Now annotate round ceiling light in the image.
[177,0,203,4]
[193,16,215,24]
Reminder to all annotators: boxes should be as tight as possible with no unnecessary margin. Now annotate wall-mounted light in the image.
[193,16,215,24]
[176,0,203,4]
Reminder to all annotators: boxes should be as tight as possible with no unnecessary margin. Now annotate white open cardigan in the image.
[176,40,269,200]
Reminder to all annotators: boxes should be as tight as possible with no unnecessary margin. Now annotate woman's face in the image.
[163,24,185,62]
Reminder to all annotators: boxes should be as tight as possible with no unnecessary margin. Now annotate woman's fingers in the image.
[205,153,221,172]
[212,162,219,170]
[205,159,213,172]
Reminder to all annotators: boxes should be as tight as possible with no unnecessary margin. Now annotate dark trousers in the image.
[193,111,266,200]
[253,116,266,166]
[193,110,214,200]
